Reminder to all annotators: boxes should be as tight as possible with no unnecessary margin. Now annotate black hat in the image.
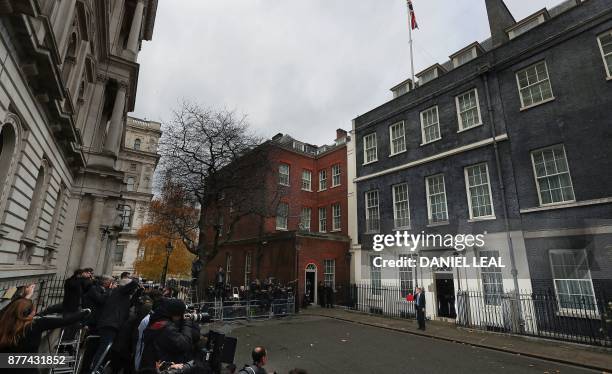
[164,298,186,317]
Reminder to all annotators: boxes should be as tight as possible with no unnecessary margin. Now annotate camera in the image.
[184,311,211,323]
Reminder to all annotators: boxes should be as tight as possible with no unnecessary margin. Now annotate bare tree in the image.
[158,102,280,285]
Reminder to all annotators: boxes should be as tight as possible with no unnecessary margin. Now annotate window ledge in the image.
[330,229,341,233]
[279,184,290,187]
[427,221,450,227]
[389,150,407,158]
[420,138,442,147]
[467,216,496,222]
[318,188,327,192]
[331,184,341,188]
[457,123,483,134]
[556,309,599,319]
[301,189,312,192]
[276,228,288,232]
[393,227,411,231]
[518,198,612,214]
[519,97,556,112]
[364,231,381,235]
[363,160,378,166]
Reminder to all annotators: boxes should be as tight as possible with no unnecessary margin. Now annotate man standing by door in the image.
[415,287,426,331]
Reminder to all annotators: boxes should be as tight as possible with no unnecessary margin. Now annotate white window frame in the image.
[332,203,341,231]
[479,249,504,306]
[226,253,232,285]
[549,249,598,314]
[515,61,555,110]
[126,176,135,192]
[301,169,312,191]
[455,88,482,132]
[398,254,414,299]
[318,169,327,191]
[363,133,378,164]
[389,121,406,156]
[279,163,290,186]
[420,106,441,145]
[370,255,381,296]
[276,202,288,230]
[392,183,410,229]
[365,190,380,233]
[331,164,341,187]
[530,145,575,206]
[597,30,612,79]
[324,259,335,289]
[318,207,327,233]
[425,174,449,225]
[244,252,252,287]
[300,207,311,232]
[464,163,495,220]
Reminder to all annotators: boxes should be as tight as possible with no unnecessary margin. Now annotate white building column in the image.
[103,84,127,155]
[80,195,105,269]
[126,0,145,54]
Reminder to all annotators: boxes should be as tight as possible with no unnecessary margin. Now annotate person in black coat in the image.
[89,278,141,372]
[0,298,90,374]
[63,269,86,313]
[414,287,426,331]
[140,299,200,370]
[82,276,113,331]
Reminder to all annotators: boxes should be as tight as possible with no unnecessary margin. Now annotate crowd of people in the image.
[0,269,308,374]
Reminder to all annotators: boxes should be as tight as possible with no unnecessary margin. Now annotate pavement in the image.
[300,307,612,372]
[216,314,608,374]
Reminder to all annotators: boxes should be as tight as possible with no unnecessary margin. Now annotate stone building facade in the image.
[203,131,351,305]
[0,0,158,284]
[351,0,612,324]
[113,116,160,276]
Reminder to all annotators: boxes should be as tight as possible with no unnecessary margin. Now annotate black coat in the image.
[97,280,140,331]
[140,318,198,369]
[415,292,426,308]
[82,283,109,327]
[62,276,83,312]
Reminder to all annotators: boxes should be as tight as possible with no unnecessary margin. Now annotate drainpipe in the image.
[482,72,521,298]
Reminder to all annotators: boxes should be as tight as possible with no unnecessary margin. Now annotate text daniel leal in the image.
[371,256,505,268]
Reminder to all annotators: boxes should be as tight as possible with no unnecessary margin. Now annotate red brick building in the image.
[203,130,350,305]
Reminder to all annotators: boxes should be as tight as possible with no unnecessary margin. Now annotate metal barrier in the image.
[188,298,296,322]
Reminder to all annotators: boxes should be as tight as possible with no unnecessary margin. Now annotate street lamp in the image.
[160,240,174,287]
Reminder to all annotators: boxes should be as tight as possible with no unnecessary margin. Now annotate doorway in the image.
[435,272,456,318]
[305,263,317,305]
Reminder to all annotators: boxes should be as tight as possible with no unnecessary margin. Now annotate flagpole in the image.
[409,19,415,88]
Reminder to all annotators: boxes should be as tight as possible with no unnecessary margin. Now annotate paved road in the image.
[213,315,597,374]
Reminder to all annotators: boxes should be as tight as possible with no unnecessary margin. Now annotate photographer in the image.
[140,299,200,370]
[239,346,270,374]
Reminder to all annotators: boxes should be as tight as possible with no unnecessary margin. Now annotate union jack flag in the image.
[407,0,418,30]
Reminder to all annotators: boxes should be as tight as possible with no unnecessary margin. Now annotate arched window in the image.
[19,160,51,263]
[121,205,131,231]
[0,115,23,221]
[133,138,141,150]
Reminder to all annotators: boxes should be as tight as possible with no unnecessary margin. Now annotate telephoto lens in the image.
[184,311,211,323]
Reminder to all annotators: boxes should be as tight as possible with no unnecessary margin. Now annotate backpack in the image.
[238,365,258,374]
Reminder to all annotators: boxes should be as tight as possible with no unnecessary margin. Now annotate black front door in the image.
[305,272,315,304]
[435,274,456,318]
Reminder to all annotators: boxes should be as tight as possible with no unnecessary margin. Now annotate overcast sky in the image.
[132,0,564,146]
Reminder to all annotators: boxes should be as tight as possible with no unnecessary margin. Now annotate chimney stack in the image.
[485,0,516,47]
[336,128,347,141]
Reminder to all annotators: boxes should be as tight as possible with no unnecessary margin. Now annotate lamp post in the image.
[160,240,174,287]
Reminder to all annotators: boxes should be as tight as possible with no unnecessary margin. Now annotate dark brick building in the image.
[204,130,350,305]
[351,0,612,330]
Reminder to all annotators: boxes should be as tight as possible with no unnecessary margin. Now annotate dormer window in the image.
[416,64,446,86]
[450,43,484,68]
[507,10,548,40]
[390,79,414,98]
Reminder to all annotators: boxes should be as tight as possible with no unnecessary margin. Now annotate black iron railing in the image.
[335,283,416,319]
[456,290,612,347]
